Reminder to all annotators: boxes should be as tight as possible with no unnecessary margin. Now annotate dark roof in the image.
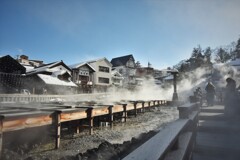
[111,54,134,67]
[0,55,26,74]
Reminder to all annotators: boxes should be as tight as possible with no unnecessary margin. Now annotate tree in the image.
[214,47,231,63]
[232,38,240,59]
[203,47,212,64]
[135,61,141,68]
[190,45,204,69]
[191,45,203,59]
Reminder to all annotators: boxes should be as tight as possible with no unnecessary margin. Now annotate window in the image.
[99,66,109,73]
[98,77,109,84]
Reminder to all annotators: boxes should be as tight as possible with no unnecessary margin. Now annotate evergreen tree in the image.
[190,45,204,69]
[214,47,231,63]
[233,38,240,59]
[203,47,212,64]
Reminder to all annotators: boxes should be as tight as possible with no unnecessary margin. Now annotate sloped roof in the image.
[111,70,123,77]
[27,61,72,75]
[228,58,240,66]
[0,55,26,74]
[37,74,77,87]
[87,57,112,67]
[69,62,96,72]
[111,54,134,67]
[70,57,112,69]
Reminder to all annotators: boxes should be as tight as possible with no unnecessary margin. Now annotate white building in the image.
[88,58,112,91]
[111,54,137,89]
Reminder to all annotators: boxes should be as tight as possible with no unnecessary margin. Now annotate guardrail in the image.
[123,102,200,160]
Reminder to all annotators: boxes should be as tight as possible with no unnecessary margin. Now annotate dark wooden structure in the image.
[0,55,26,93]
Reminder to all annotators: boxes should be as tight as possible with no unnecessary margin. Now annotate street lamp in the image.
[167,69,179,102]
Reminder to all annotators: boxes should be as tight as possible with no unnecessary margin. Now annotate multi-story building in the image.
[70,62,95,93]
[111,54,137,89]
[87,58,112,92]
[111,69,124,87]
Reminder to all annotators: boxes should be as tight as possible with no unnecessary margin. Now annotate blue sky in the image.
[1,0,240,69]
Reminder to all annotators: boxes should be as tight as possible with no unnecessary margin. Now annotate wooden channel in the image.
[0,99,168,156]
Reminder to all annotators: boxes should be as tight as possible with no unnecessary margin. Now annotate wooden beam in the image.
[55,112,61,149]
[0,118,3,158]
[134,102,137,117]
[108,106,113,129]
[87,108,93,135]
[123,104,127,122]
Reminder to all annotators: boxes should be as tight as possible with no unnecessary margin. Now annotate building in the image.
[111,69,124,87]
[87,58,112,92]
[17,55,44,71]
[0,55,26,93]
[25,61,77,94]
[111,54,137,89]
[69,62,95,93]
[135,62,154,85]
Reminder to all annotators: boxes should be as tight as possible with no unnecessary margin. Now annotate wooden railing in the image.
[123,102,200,160]
[0,93,109,103]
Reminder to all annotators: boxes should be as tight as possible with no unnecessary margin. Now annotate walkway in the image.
[192,104,240,160]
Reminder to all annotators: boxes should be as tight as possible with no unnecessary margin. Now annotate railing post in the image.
[87,108,93,135]
[122,104,127,122]
[134,102,137,117]
[55,111,61,149]
[0,117,3,158]
[108,105,113,129]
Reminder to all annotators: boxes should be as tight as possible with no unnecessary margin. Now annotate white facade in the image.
[88,58,112,86]
[111,70,124,86]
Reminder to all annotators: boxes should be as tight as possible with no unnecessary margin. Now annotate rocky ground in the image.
[2,106,178,160]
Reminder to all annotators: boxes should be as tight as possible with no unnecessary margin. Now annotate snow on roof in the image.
[27,61,60,74]
[23,65,34,71]
[164,75,174,80]
[69,62,96,71]
[87,57,112,67]
[37,74,77,87]
[228,58,240,66]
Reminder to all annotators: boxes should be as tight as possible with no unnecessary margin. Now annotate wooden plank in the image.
[0,118,3,157]
[0,109,30,114]
[112,104,124,113]
[126,103,135,111]
[136,103,142,109]
[92,106,109,117]
[150,101,154,107]
[60,111,88,122]
[2,114,53,132]
[1,111,52,120]
[123,119,189,160]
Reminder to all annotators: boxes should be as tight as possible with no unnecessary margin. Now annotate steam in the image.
[103,64,238,104]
